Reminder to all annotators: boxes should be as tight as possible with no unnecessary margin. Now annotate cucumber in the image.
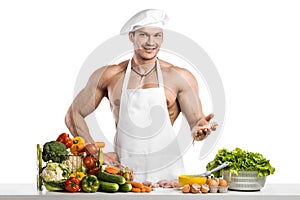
[98,181,119,192]
[96,171,126,185]
[119,183,132,192]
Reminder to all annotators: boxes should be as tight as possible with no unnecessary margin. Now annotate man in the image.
[65,9,217,182]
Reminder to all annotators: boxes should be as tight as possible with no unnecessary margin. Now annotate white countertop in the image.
[0,183,300,200]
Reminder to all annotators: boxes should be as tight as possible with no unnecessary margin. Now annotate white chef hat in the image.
[120,9,169,35]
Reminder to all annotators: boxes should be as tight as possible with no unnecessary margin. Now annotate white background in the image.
[1,0,299,184]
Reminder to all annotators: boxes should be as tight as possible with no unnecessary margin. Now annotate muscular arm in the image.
[65,67,108,143]
[176,68,215,141]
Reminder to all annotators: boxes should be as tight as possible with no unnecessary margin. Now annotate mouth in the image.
[143,46,157,51]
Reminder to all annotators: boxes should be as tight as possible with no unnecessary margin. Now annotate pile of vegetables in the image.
[37,132,150,193]
[206,147,275,178]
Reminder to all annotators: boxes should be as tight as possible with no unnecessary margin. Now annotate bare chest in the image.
[107,70,179,122]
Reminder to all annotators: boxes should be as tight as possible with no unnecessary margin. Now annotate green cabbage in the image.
[206,147,275,178]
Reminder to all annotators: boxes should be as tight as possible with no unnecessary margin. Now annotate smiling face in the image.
[129,26,164,61]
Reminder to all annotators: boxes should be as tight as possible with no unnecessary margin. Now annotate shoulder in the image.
[87,60,129,87]
[159,59,197,82]
[92,60,128,77]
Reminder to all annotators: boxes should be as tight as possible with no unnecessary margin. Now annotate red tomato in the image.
[88,166,99,175]
[83,155,96,169]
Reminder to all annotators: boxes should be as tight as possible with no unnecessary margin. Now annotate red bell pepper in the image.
[64,177,80,192]
[56,133,73,149]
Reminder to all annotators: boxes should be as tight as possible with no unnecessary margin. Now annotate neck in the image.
[132,54,156,67]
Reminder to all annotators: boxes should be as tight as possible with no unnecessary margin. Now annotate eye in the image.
[139,33,146,37]
[154,33,163,38]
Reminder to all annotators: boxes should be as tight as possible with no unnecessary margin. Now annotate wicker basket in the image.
[222,170,266,191]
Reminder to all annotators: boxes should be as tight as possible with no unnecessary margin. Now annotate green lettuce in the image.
[206,147,275,177]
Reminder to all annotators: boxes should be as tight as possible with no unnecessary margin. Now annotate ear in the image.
[128,32,134,43]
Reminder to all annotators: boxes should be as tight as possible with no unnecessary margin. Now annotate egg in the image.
[190,183,201,193]
[219,178,228,186]
[206,177,212,185]
[214,178,220,185]
[208,179,218,187]
[200,184,210,193]
[181,184,191,193]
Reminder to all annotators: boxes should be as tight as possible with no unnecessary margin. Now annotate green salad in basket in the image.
[206,147,275,178]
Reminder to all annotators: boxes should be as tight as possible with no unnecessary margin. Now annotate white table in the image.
[0,183,299,200]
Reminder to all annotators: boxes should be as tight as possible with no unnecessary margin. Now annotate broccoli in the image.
[42,141,69,163]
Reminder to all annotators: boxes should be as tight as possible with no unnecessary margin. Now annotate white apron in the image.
[114,58,185,182]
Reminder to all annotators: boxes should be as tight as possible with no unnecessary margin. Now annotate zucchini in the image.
[96,171,126,185]
[119,183,132,192]
[98,181,119,192]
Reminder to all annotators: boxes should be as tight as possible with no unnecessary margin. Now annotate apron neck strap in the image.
[122,57,164,92]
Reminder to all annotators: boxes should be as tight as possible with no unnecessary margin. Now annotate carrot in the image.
[141,187,146,192]
[131,187,141,193]
[94,141,105,148]
[129,181,144,189]
[143,186,152,193]
[105,166,121,174]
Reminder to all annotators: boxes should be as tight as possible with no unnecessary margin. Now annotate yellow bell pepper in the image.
[70,136,85,155]
[70,172,86,181]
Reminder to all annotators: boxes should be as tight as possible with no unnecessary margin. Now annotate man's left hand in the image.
[191,113,218,141]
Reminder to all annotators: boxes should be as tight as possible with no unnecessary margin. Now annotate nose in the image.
[146,35,155,46]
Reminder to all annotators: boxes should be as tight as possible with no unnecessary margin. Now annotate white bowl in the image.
[223,170,266,191]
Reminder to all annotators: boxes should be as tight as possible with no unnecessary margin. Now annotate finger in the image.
[211,122,218,131]
[199,134,205,141]
[205,113,214,122]
[193,130,202,140]
[197,130,206,141]
[204,129,211,137]
[198,129,203,136]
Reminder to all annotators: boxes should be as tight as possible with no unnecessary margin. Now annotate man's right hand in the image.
[103,152,121,166]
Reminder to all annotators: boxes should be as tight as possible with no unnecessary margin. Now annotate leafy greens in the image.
[206,147,275,178]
